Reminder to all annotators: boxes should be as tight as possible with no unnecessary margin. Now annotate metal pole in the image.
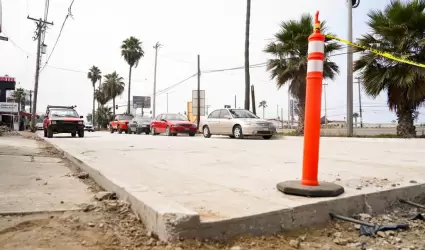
[277,104,279,119]
[357,77,363,128]
[152,42,161,118]
[234,95,236,108]
[287,86,290,126]
[346,0,354,136]
[197,55,201,130]
[323,83,328,129]
[166,92,168,113]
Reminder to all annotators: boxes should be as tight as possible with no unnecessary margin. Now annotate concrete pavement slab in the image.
[0,136,93,214]
[38,132,425,240]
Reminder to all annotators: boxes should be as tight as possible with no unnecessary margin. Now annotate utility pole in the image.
[197,55,201,130]
[323,83,328,129]
[28,16,53,132]
[244,0,251,111]
[152,42,162,119]
[234,95,236,108]
[356,77,363,128]
[29,90,33,114]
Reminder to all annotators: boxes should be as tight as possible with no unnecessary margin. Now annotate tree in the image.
[258,100,268,119]
[121,37,144,114]
[264,14,341,135]
[87,66,102,128]
[244,0,251,111]
[104,72,125,116]
[11,88,26,114]
[354,0,425,138]
[353,112,359,128]
[413,111,420,122]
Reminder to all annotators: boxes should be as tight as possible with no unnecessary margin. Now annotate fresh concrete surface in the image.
[279,127,425,136]
[38,131,425,240]
[0,136,93,214]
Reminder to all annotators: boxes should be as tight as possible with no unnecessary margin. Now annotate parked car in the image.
[109,114,134,134]
[202,108,276,139]
[84,122,94,132]
[129,116,151,134]
[150,113,197,136]
[43,105,85,138]
[36,122,44,130]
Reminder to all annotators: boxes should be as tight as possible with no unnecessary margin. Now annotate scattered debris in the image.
[94,191,115,201]
[77,172,89,179]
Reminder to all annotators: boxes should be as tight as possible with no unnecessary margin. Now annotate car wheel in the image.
[71,132,76,137]
[262,135,273,140]
[125,129,129,134]
[151,127,158,136]
[233,125,243,139]
[110,127,114,133]
[145,131,150,135]
[203,126,212,138]
[47,127,53,138]
[165,126,172,136]
[78,129,85,138]
[118,126,122,134]
[229,135,235,139]
[136,129,141,135]
[172,133,178,136]
[189,133,196,137]
[43,129,47,138]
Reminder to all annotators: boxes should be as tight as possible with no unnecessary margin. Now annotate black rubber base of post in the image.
[276,180,344,197]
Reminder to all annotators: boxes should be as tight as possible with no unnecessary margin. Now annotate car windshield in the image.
[136,117,151,123]
[117,115,133,120]
[228,109,259,119]
[49,109,79,117]
[164,114,187,121]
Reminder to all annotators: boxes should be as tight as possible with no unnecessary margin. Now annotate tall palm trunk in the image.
[113,97,116,117]
[92,86,96,127]
[262,106,265,119]
[244,0,251,111]
[127,66,132,114]
[396,108,416,138]
[296,96,306,136]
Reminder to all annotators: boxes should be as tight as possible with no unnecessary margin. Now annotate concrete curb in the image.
[35,133,425,241]
[34,133,200,241]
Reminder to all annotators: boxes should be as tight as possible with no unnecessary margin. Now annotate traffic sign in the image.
[0,36,8,41]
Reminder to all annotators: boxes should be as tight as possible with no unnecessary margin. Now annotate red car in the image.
[109,114,134,134]
[150,113,197,136]
[43,105,85,138]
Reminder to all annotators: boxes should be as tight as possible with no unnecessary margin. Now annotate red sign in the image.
[0,76,15,82]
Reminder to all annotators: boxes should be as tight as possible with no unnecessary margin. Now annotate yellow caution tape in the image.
[325,35,425,68]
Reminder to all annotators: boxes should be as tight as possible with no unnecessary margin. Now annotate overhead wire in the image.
[40,0,76,72]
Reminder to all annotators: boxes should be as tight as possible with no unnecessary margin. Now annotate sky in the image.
[1,0,424,124]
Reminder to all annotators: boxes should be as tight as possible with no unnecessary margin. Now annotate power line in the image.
[1,29,32,56]
[40,0,76,72]
[155,73,197,96]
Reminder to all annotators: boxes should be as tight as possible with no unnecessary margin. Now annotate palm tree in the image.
[354,0,425,138]
[11,88,26,113]
[103,72,125,116]
[87,66,102,127]
[264,14,342,135]
[258,100,268,119]
[244,0,251,111]
[121,37,144,114]
[353,112,359,128]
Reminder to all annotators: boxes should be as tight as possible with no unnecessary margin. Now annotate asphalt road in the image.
[279,127,425,136]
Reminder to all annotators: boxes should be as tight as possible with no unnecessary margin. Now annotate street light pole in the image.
[346,0,354,136]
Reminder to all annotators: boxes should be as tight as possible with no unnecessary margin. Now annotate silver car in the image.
[202,108,276,139]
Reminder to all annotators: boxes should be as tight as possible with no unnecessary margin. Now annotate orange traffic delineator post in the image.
[276,11,344,197]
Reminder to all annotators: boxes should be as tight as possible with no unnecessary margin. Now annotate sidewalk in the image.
[0,133,92,214]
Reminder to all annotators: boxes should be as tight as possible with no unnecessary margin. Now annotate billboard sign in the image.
[133,96,151,109]
[192,90,205,116]
[0,76,15,82]
[0,102,18,113]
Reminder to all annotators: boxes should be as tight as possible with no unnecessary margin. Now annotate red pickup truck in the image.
[109,114,134,134]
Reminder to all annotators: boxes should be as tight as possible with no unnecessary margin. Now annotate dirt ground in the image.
[0,133,424,250]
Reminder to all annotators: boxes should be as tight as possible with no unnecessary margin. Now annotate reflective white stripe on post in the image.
[307,60,323,73]
[308,41,324,54]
